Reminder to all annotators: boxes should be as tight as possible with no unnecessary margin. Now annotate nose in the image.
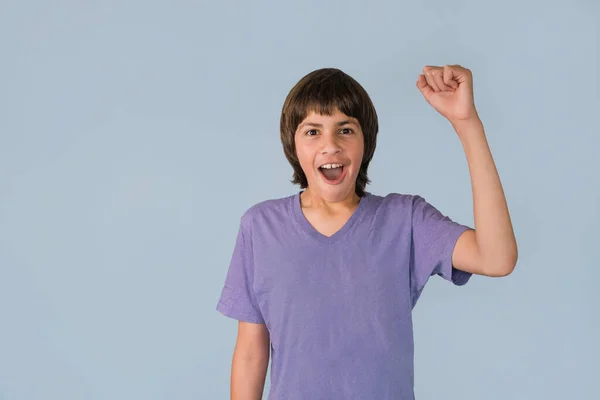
[320,133,342,155]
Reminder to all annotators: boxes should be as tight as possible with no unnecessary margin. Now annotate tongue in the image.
[321,167,343,181]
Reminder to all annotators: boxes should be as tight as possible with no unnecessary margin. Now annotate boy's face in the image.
[294,108,364,202]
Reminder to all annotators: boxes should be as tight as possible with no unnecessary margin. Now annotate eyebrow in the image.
[299,120,358,129]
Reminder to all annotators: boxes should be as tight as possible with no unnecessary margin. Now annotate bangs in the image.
[284,69,364,130]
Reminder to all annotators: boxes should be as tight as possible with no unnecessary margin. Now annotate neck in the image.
[300,187,361,215]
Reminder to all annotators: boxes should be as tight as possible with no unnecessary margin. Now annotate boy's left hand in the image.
[416,65,479,124]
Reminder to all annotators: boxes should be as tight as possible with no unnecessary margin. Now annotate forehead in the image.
[299,109,360,126]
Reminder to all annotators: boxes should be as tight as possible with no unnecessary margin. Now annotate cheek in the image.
[349,141,364,163]
[294,144,314,171]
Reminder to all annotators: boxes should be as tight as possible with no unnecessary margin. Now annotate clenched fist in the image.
[417,65,479,124]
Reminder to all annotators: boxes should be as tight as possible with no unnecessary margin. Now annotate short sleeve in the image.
[216,216,265,324]
[409,195,473,307]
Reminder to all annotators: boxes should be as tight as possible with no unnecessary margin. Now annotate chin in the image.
[311,175,358,202]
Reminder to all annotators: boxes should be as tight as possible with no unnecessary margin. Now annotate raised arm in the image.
[417,64,518,277]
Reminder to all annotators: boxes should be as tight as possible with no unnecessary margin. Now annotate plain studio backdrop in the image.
[1,0,598,399]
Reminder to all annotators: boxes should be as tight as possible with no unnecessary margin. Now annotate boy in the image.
[216,65,518,399]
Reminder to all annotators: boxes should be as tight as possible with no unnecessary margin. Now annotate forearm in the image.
[453,118,518,275]
[231,352,269,400]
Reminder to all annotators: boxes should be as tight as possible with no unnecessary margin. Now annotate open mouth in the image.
[318,164,346,185]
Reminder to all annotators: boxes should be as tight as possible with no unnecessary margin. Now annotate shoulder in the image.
[365,191,420,211]
[238,192,296,230]
[366,192,447,225]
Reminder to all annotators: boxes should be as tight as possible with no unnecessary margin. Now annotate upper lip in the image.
[318,161,346,168]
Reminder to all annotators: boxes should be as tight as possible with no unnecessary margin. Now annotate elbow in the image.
[488,264,515,277]
[493,260,518,278]
[484,249,518,277]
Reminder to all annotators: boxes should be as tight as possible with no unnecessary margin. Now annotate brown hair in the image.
[279,68,379,197]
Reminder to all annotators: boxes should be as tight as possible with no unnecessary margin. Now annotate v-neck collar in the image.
[291,190,370,245]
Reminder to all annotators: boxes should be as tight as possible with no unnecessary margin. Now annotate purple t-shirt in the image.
[216,191,472,399]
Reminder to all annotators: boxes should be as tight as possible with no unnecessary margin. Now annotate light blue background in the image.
[1,1,598,399]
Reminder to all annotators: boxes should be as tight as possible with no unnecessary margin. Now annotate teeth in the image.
[320,163,343,169]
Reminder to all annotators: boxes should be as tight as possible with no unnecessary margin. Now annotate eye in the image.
[306,129,318,136]
[340,128,353,134]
